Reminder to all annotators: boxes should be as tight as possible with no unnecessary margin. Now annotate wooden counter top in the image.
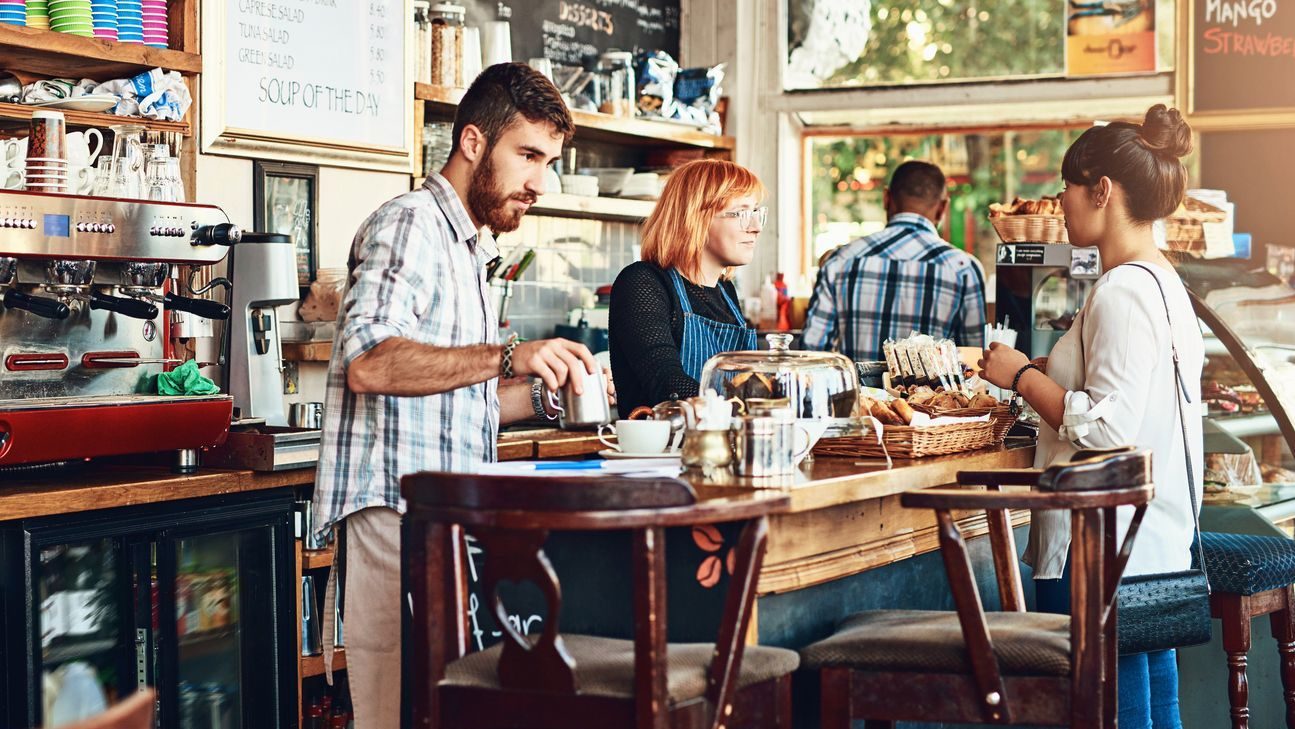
[0,465,315,521]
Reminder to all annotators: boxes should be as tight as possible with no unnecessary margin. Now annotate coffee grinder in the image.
[994,242,1102,358]
[225,232,298,425]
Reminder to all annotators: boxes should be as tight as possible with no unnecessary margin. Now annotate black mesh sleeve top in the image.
[609,261,744,415]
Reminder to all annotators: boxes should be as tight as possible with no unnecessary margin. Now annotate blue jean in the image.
[1035,561,1183,729]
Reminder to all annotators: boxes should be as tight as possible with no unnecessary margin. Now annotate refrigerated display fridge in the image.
[0,486,297,728]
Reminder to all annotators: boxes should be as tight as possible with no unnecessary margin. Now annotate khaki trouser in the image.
[325,506,403,729]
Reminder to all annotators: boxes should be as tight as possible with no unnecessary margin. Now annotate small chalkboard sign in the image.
[463,0,680,66]
[1189,0,1295,116]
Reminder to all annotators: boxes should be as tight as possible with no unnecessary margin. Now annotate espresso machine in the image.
[995,242,1102,358]
[0,190,240,469]
[224,232,298,426]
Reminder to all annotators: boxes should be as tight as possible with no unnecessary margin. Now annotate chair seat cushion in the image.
[1201,532,1295,596]
[800,609,1072,677]
[443,634,800,702]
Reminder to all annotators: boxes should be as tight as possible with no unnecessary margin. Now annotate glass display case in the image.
[1176,258,1295,497]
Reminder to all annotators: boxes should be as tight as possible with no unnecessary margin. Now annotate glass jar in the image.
[698,333,860,433]
[430,3,466,88]
[413,1,432,85]
[596,50,635,117]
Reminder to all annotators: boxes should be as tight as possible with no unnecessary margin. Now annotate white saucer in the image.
[29,95,119,112]
[598,449,680,460]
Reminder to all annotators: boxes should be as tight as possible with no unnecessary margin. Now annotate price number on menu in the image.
[559,1,614,36]
[367,0,390,87]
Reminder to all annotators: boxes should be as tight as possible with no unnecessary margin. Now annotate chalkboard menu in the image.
[202,0,412,171]
[1192,0,1295,113]
[462,0,680,66]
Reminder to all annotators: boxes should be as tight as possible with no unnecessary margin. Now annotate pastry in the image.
[969,393,999,409]
[870,401,905,426]
[891,398,915,425]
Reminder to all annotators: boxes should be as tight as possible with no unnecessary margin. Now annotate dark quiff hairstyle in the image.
[450,62,575,156]
[888,160,946,203]
[1061,104,1193,224]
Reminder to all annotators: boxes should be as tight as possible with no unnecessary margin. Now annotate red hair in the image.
[639,159,765,281]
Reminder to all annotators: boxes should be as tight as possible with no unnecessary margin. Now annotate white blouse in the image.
[1025,263,1204,580]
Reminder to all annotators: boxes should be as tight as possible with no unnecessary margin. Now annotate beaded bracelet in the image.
[1011,363,1042,396]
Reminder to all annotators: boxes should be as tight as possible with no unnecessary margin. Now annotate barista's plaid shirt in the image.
[312,174,500,542]
[801,213,987,361]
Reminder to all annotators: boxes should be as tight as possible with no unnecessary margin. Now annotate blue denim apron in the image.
[669,268,757,379]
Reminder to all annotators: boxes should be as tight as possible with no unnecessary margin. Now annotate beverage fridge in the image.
[0,487,297,728]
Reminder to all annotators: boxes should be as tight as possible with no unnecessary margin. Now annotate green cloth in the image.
[157,360,221,396]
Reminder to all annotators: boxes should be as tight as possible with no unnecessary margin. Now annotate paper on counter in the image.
[477,459,684,479]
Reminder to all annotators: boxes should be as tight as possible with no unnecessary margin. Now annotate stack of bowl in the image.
[25,0,49,29]
[90,0,115,39]
[114,0,139,42]
[48,0,92,36]
[0,0,26,25]
[140,0,162,47]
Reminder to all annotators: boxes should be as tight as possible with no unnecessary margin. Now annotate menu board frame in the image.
[200,0,415,173]
[1177,0,1295,130]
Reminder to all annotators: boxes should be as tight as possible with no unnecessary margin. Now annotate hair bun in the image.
[1138,104,1193,159]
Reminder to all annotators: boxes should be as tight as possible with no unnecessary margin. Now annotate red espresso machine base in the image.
[0,395,233,465]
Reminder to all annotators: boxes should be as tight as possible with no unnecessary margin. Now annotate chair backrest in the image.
[901,449,1154,724]
[59,689,154,729]
[402,471,786,728]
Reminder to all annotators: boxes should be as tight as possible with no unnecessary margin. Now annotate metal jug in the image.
[546,367,611,430]
[733,410,812,478]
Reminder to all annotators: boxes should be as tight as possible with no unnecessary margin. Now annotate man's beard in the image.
[467,152,537,233]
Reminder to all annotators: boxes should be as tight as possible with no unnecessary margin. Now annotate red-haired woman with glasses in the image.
[609,159,767,415]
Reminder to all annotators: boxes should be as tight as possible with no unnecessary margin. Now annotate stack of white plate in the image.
[560,174,598,197]
[618,172,662,200]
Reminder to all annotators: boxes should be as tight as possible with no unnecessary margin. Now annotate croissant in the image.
[870,401,906,426]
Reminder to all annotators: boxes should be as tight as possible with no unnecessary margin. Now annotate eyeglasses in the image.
[716,205,768,231]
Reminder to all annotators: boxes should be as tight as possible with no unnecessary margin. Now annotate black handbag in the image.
[1083,263,1212,655]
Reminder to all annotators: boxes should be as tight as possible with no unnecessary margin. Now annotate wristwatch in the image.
[531,379,557,420]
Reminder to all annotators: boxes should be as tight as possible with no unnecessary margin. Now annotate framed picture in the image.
[253,161,319,286]
[201,0,415,172]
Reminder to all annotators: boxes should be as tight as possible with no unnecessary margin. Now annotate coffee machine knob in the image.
[191,223,242,247]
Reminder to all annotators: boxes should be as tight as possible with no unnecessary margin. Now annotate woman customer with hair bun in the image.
[979,105,1203,728]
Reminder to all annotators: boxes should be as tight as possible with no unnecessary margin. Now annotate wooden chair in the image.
[801,449,1153,728]
[1198,531,1295,728]
[60,689,154,729]
[402,473,798,729]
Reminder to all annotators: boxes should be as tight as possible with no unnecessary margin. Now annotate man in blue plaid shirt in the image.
[802,161,987,361]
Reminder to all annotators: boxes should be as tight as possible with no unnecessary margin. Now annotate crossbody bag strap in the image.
[1126,263,1207,579]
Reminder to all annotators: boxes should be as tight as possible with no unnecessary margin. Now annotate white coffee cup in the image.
[0,138,27,166]
[69,165,94,194]
[598,419,672,455]
[65,129,103,167]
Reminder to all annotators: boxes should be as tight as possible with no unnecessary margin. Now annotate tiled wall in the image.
[492,214,641,342]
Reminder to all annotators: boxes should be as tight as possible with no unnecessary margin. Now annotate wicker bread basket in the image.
[813,419,994,459]
[991,215,1068,244]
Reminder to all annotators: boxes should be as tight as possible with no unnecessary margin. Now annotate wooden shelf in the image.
[0,24,201,78]
[0,102,189,135]
[282,341,334,362]
[415,83,735,151]
[302,547,334,571]
[532,192,654,221]
[302,648,345,678]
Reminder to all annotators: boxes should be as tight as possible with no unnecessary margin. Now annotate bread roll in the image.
[870,401,905,426]
[970,393,999,409]
[891,398,915,425]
